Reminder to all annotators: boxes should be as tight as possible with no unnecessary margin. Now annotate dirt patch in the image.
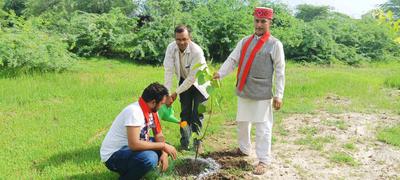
[317,93,352,106]
[175,157,220,179]
[202,111,400,179]
[384,88,400,97]
[201,149,253,180]
[175,159,208,176]
[269,111,400,179]
[206,150,253,170]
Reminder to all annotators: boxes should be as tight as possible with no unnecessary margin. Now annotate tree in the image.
[295,4,331,22]
[24,0,137,16]
[380,0,400,19]
[374,9,400,44]
[3,0,25,16]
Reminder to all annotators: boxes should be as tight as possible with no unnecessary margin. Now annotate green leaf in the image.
[205,67,212,76]
[206,85,214,94]
[204,73,213,82]
[191,62,203,70]
[195,69,203,78]
[198,73,205,85]
[198,103,206,114]
[211,79,221,88]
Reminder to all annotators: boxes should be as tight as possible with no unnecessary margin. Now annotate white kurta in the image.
[236,97,272,122]
[218,34,285,164]
[237,97,274,164]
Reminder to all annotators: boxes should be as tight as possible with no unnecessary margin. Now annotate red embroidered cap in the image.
[253,7,273,20]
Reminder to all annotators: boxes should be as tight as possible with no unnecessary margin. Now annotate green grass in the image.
[384,76,400,89]
[377,125,400,147]
[330,152,358,166]
[322,120,348,130]
[298,126,318,135]
[1,58,400,178]
[343,143,356,150]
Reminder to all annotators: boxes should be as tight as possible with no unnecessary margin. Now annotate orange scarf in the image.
[138,97,162,136]
[237,32,270,91]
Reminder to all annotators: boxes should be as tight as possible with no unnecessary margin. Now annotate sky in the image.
[281,0,388,18]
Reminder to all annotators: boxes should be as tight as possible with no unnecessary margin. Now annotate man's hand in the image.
[213,72,220,80]
[170,92,177,101]
[273,97,282,110]
[163,144,177,160]
[159,152,169,172]
[165,96,175,107]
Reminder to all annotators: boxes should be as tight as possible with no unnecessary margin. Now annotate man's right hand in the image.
[165,96,174,107]
[170,92,177,101]
[213,72,220,79]
[163,144,177,160]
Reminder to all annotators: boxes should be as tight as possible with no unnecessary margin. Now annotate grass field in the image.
[1,58,399,179]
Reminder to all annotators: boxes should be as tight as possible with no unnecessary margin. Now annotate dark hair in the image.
[141,82,169,104]
[174,24,192,36]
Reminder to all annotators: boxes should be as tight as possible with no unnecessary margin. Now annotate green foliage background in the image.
[1,0,400,71]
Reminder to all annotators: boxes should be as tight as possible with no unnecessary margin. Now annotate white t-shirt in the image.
[100,102,157,162]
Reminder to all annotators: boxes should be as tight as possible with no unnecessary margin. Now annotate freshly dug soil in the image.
[206,149,253,171]
[175,158,209,176]
[175,157,220,179]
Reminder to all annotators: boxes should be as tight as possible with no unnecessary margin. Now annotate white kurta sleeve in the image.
[163,44,175,92]
[271,40,285,100]
[175,51,206,95]
[218,40,243,79]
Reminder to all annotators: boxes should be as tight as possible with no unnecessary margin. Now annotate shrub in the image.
[67,9,138,57]
[44,9,138,57]
[0,14,75,72]
[24,0,137,16]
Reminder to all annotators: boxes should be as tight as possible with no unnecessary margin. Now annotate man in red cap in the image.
[214,7,285,175]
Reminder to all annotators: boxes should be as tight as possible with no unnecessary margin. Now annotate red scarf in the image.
[236,32,270,91]
[138,97,162,136]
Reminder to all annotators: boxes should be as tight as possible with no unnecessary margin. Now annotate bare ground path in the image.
[204,111,400,179]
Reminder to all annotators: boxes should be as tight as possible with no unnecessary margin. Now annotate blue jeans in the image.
[105,146,161,180]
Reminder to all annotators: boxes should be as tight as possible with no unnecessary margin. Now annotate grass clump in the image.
[330,152,358,166]
[377,125,400,147]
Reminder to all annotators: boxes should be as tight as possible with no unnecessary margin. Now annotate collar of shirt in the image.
[254,34,261,40]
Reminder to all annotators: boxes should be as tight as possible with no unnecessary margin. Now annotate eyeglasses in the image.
[254,19,269,24]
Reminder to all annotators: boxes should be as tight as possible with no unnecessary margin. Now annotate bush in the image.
[61,9,138,57]
[120,0,182,64]
[189,0,254,62]
[35,9,138,57]
[24,0,137,16]
[2,0,25,16]
[0,16,75,72]
[3,0,400,66]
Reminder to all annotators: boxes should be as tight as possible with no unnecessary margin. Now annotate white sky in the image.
[281,0,388,18]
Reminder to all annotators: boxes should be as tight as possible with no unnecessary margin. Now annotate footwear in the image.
[253,162,267,175]
[178,145,190,151]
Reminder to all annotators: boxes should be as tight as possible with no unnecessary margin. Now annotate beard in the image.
[151,107,158,113]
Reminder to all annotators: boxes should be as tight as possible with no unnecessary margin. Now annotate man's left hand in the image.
[159,152,169,172]
[273,97,282,110]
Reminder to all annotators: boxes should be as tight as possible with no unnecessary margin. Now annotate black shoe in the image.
[178,145,190,151]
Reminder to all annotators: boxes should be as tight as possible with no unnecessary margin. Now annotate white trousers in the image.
[236,97,273,164]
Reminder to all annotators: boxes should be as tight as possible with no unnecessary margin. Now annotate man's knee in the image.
[141,151,159,170]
